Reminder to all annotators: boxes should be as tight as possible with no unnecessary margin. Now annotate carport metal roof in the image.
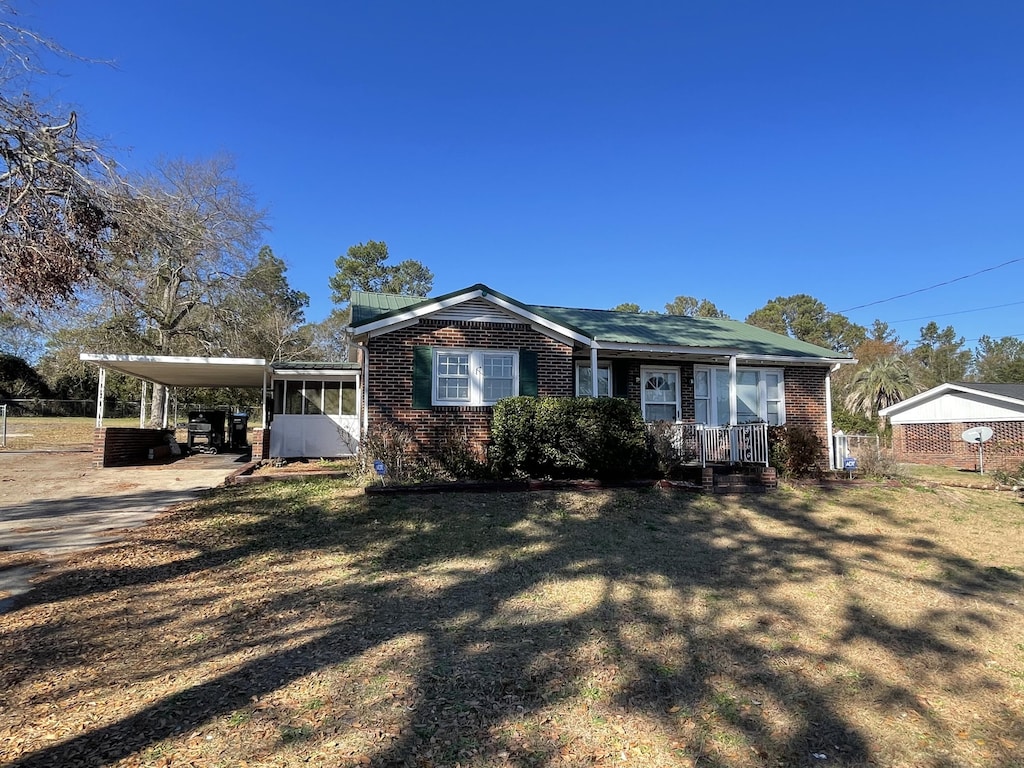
[80,354,270,388]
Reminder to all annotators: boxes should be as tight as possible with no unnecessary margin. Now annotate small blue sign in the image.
[843,457,858,470]
[373,460,387,476]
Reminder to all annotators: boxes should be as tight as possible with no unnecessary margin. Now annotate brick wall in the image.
[366,322,835,470]
[782,366,832,469]
[251,427,270,461]
[92,427,172,468]
[892,421,1024,471]
[366,319,574,457]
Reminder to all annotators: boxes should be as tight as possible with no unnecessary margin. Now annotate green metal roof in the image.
[529,305,845,358]
[350,290,425,325]
[349,284,851,360]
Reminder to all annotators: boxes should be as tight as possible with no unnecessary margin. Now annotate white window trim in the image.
[640,365,682,422]
[693,365,786,426]
[575,362,611,397]
[432,348,520,406]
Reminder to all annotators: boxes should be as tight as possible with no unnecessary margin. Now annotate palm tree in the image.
[844,355,917,430]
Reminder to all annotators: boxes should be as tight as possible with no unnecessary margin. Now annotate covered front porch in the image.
[573,344,833,469]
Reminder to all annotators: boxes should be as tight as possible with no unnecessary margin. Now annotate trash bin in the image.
[229,413,249,450]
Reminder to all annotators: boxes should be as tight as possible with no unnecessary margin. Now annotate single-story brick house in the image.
[347,284,855,470]
[879,382,1024,471]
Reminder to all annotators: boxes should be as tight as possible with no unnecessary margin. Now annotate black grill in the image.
[186,411,226,454]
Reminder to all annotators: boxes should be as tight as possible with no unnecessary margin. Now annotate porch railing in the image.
[659,422,770,467]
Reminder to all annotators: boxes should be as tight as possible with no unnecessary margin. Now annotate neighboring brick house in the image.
[879,382,1024,472]
[348,284,854,470]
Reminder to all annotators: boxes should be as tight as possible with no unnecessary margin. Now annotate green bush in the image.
[768,424,824,478]
[491,397,655,481]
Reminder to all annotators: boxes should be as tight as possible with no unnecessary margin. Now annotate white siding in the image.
[889,391,1024,424]
[433,298,521,324]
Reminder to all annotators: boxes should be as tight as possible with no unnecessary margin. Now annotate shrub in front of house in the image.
[768,424,824,478]
[490,396,656,481]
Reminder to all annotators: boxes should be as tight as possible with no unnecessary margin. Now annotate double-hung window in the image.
[436,352,470,401]
[575,363,610,397]
[433,349,519,405]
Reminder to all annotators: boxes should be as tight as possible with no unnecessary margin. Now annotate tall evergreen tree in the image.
[745,294,865,354]
[328,240,433,305]
[973,335,1024,383]
[910,322,971,389]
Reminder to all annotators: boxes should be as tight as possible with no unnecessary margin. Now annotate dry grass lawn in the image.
[1,480,1022,767]
[0,416,138,450]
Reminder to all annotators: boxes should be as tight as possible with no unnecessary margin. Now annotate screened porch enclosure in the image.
[270,374,360,458]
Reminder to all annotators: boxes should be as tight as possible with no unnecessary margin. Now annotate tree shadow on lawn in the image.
[2,481,1022,767]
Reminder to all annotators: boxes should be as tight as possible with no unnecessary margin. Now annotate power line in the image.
[964,331,1024,344]
[887,299,1024,325]
[837,256,1024,313]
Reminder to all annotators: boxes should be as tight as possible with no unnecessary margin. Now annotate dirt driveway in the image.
[0,450,249,605]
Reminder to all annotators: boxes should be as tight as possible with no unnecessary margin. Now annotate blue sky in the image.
[29,1,1024,347]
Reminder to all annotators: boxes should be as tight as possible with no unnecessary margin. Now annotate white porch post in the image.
[95,367,106,428]
[728,355,738,426]
[140,380,147,428]
[261,367,268,430]
[590,345,599,398]
[263,367,272,460]
[728,355,738,463]
[826,363,838,470]
[162,388,170,428]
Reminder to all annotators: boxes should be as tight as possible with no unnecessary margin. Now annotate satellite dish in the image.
[961,426,994,474]
[961,426,993,444]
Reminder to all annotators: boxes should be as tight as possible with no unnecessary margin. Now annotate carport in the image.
[80,354,362,465]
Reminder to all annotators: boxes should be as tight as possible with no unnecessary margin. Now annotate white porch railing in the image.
[659,422,770,467]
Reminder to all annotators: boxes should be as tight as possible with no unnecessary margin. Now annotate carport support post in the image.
[162,387,170,428]
[140,380,147,429]
[95,367,106,428]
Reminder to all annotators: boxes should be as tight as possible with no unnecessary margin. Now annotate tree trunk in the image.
[148,382,167,429]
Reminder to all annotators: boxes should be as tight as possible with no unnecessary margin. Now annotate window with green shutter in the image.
[519,349,537,397]
[412,346,433,409]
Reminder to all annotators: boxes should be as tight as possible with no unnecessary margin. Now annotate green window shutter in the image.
[519,349,538,396]
[412,346,433,409]
[612,360,632,398]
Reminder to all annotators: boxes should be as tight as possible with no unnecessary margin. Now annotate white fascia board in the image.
[594,341,742,356]
[947,385,1024,409]
[348,289,488,337]
[879,383,956,416]
[881,383,1024,417]
[891,415,1024,425]
[734,353,857,366]
[593,342,848,366]
[364,318,421,339]
[80,353,267,366]
[529,322,580,349]
[351,289,594,346]
[271,369,359,378]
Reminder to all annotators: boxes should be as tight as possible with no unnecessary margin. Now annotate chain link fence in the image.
[834,432,892,472]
